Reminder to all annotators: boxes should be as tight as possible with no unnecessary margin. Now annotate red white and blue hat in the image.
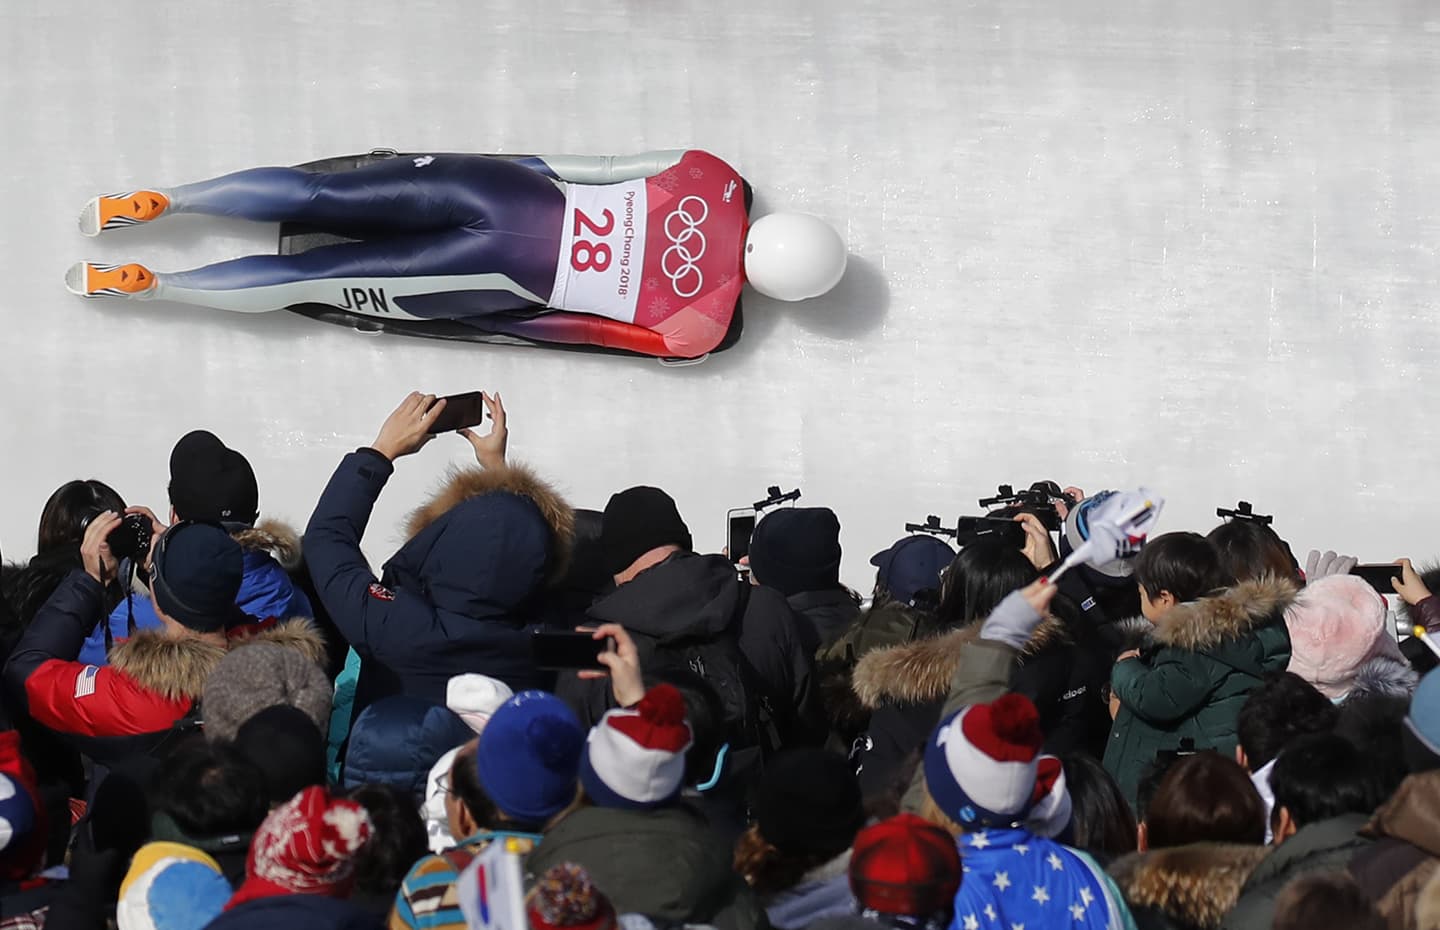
[579,684,694,810]
[923,693,1049,829]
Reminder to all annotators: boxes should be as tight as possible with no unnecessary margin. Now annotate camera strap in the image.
[103,560,139,656]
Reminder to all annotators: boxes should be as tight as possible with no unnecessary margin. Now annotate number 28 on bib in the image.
[550,179,649,323]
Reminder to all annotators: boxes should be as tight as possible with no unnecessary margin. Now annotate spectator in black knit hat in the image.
[3,519,324,774]
[233,704,327,807]
[85,430,316,667]
[557,486,821,753]
[747,507,860,654]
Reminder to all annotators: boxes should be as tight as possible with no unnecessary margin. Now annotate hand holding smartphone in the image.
[1351,563,1404,593]
[531,630,616,671]
[427,391,490,434]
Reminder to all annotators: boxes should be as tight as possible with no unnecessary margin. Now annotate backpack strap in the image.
[730,579,785,758]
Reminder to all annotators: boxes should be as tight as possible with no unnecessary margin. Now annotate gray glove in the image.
[979,589,1043,651]
[1305,549,1358,581]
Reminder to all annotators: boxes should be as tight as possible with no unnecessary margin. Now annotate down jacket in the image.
[557,551,820,746]
[1221,813,1371,930]
[852,615,1108,800]
[527,804,764,930]
[304,451,574,713]
[85,520,313,665]
[2,568,326,767]
[1104,577,1295,807]
[1350,769,1440,930]
[1108,843,1270,930]
[340,695,474,801]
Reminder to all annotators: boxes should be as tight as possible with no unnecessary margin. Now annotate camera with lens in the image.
[106,514,153,562]
[954,515,1027,548]
[978,482,1077,532]
[904,515,959,540]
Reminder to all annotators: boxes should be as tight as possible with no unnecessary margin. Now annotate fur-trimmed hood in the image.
[1108,843,1270,929]
[404,463,574,581]
[232,518,302,571]
[851,617,1067,709]
[1111,616,1156,652]
[109,618,326,702]
[382,464,575,618]
[1150,576,1298,652]
[1350,655,1419,700]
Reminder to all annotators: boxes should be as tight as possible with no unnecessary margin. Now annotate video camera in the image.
[903,514,1026,548]
[752,485,802,512]
[903,515,958,540]
[955,516,1026,548]
[978,481,1077,532]
[1215,500,1274,526]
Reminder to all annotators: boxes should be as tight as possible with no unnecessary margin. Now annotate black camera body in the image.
[978,482,1076,532]
[955,516,1027,548]
[106,514,153,562]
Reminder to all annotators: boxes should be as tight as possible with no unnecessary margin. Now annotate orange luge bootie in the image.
[78,190,170,236]
[64,262,158,298]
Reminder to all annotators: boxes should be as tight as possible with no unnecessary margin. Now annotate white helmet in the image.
[743,213,847,302]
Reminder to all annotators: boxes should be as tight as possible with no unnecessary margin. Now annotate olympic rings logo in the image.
[661,196,709,298]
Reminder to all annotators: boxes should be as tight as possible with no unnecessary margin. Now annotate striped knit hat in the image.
[923,693,1046,828]
[579,685,693,809]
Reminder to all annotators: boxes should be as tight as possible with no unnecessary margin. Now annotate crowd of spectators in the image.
[1,390,1438,930]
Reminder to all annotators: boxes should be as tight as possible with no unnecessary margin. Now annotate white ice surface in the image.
[1,0,1437,584]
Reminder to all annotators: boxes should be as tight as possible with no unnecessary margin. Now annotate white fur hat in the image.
[1285,574,1402,700]
[446,674,514,733]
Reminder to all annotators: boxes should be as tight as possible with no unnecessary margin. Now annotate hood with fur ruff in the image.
[108,618,326,702]
[1108,843,1270,929]
[401,464,574,585]
[851,617,1066,709]
[1146,576,1297,652]
[232,518,302,571]
[1350,655,1419,700]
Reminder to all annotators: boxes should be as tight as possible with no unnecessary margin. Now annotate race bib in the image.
[549,180,649,322]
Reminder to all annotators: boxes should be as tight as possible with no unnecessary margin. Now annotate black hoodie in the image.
[557,551,821,747]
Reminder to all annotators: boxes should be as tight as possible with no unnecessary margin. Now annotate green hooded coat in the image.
[1103,577,1296,808]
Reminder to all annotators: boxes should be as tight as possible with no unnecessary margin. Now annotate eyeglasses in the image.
[435,772,453,797]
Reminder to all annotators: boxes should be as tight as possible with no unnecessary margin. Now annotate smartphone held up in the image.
[427,391,490,434]
[1351,563,1404,593]
[531,630,615,671]
[727,509,757,564]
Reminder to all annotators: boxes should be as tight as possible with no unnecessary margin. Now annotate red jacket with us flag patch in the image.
[2,569,325,768]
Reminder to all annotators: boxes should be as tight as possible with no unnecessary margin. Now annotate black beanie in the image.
[234,705,327,805]
[753,748,865,857]
[169,430,260,526]
[747,507,842,597]
[150,522,244,633]
[599,487,693,575]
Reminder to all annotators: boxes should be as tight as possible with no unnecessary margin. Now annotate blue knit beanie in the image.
[150,522,243,633]
[475,691,584,824]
